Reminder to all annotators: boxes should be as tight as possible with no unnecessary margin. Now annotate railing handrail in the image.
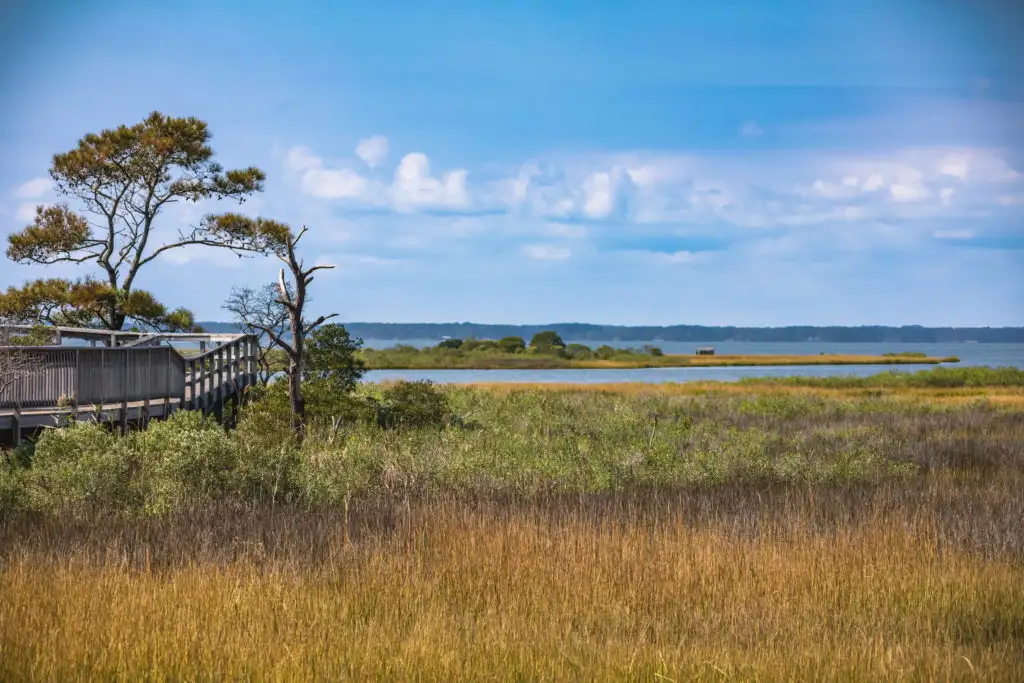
[1,334,258,412]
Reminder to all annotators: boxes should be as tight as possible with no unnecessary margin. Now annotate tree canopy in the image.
[529,330,565,351]
[2,112,291,331]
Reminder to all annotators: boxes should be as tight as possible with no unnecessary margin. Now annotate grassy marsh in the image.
[1,373,1022,681]
[359,346,958,369]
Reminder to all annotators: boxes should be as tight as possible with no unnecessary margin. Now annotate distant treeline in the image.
[197,322,1024,343]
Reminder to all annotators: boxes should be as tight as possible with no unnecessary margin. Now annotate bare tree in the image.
[223,283,287,386]
[224,226,335,436]
[0,325,39,408]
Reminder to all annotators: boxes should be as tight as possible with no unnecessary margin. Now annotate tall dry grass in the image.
[2,483,1023,681]
[1,382,1023,680]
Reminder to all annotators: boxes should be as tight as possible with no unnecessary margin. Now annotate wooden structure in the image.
[0,326,259,446]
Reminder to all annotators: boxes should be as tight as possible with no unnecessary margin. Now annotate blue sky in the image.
[1,0,1023,326]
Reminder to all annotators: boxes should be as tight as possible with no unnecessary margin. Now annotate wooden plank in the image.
[177,348,186,415]
[73,348,80,421]
[142,348,151,428]
[189,358,197,410]
[166,349,174,416]
[120,348,128,433]
[216,346,225,421]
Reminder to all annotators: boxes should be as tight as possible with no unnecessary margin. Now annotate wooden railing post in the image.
[215,345,225,422]
[73,348,81,422]
[166,349,173,417]
[178,351,186,416]
[142,348,151,428]
[119,349,128,433]
[247,335,257,388]
[12,389,22,448]
[189,358,197,410]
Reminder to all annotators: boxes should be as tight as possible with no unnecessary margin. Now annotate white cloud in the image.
[13,177,50,199]
[938,154,970,180]
[581,171,617,219]
[15,203,40,221]
[303,167,373,200]
[658,250,697,264]
[524,244,571,261]
[355,136,389,168]
[862,174,885,192]
[391,153,469,211]
[890,182,929,203]
[284,145,376,200]
[933,229,974,240]
[940,187,955,205]
[740,121,763,137]
[285,145,322,172]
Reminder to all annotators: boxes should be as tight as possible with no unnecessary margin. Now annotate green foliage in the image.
[497,336,526,353]
[305,323,365,393]
[437,338,464,350]
[565,343,594,360]
[743,366,1024,388]
[376,381,453,430]
[4,384,1016,518]
[4,111,288,331]
[529,330,565,353]
[460,339,498,352]
[644,345,665,356]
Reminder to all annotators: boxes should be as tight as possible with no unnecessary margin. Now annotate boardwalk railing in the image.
[183,335,258,415]
[1,333,259,445]
[0,346,185,410]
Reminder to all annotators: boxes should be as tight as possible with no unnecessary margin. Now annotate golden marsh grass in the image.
[2,378,1023,681]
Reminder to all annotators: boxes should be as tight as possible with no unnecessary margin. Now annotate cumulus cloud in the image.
[392,153,469,211]
[282,141,1022,258]
[355,136,389,168]
[933,229,974,240]
[285,144,469,211]
[740,121,763,137]
[15,203,40,222]
[524,244,571,260]
[13,178,49,198]
[14,177,50,199]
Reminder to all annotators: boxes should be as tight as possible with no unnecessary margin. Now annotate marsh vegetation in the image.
[2,371,1023,680]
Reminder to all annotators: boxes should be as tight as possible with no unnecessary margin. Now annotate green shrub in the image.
[377,380,453,429]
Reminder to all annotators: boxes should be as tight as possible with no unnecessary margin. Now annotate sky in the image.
[1,0,1023,326]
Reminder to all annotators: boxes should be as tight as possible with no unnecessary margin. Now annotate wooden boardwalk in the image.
[1,327,259,446]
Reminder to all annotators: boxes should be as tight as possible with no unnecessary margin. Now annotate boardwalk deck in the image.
[1,328,258,446]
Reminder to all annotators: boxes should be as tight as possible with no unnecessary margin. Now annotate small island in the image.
[358,331,959,370]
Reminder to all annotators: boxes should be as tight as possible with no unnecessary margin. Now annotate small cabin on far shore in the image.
[696,347,716,356]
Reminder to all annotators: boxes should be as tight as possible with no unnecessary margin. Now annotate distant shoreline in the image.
[359,353,959,370]
[196,321,1024,344]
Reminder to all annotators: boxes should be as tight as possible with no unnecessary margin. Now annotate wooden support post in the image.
[178,349,186,417]
[73,348,81,423]
[12,391,22,448]
[142,348,151,428]
[120,349,128,434]
[247,335,257,388]
[216,346,225,422]
[165,350,173,418]
[99,348,106,422]
[189,358,197,410]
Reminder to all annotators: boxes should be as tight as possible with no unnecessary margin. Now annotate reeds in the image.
[1,383,1022,680]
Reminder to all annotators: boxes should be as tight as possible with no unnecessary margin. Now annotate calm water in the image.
[360,339,1024,385]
